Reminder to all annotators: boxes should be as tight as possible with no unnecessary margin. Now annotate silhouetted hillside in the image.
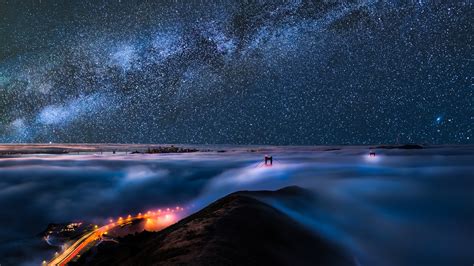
[73,187,354,266]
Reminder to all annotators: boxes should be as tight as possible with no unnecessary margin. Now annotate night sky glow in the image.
[0,1,472,144]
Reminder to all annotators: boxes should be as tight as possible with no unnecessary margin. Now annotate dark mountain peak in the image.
[73,187,354,266]
[230,185,309,197]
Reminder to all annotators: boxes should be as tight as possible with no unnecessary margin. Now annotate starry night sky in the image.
[0,0,472,144]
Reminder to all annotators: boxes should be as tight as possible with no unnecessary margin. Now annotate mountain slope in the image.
[73,187,354,266]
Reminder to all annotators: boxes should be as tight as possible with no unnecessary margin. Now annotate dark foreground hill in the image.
[72,187,354,266]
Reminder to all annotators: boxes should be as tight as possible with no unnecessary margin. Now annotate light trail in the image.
[46,207,185,266]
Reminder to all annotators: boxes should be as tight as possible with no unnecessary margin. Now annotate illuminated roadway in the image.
[46,207,184,266]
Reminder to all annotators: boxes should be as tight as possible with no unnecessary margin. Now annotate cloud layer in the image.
[0,146,473,265]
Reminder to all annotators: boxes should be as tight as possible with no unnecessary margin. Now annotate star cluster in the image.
[0,0,472,144]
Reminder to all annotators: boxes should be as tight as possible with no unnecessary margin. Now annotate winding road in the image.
[47,208,184,266]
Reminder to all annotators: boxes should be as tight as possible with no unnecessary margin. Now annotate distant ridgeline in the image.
[144,146,199,154]
[0,144,200,156]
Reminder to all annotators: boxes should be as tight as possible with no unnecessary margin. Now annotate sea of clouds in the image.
[0,146,473,265]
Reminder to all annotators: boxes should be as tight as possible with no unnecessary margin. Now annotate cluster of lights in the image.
[113,207,182,232]
[365,151,381,163]
[103,206,184,228]
[44,206,185,265]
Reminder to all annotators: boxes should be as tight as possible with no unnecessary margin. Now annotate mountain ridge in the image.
[72,186,354,266]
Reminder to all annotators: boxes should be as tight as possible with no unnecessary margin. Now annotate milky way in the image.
[0,0,472,144]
